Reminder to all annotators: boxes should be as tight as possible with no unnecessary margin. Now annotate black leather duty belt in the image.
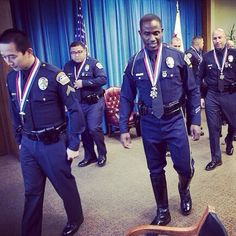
[139,101,182,117]
[223,84,236,93]
[81,93,103,104]
[23,123,66,145]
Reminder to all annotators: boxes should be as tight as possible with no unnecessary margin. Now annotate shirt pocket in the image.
[133,74,150,92]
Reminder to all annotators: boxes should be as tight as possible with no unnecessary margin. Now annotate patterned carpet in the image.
[0,112,235,236]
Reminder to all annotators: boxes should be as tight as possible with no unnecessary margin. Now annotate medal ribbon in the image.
[191,46,202,63]
[74,58,86,80]
[16,57,41,115]
[213,47,228,75]
[144,43,163,87]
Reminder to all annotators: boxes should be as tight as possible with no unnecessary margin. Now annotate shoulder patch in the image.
[96,62,103,69]
[184,54,192,67]
[186,53,192,59]
[56,72,70,85]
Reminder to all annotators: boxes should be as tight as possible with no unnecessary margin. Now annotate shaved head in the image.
[212,28,226,49]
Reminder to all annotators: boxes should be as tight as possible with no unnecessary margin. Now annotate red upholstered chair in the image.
[104,87,140,136]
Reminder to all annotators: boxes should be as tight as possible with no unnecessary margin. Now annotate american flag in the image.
[74,0,87,44]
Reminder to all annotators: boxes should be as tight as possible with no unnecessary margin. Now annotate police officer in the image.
[64,42,107,167]
[0,29,85,236]
[170,36,182,50]
[185,36,205,136]
[198,28,236,171]
[119,14,201,226]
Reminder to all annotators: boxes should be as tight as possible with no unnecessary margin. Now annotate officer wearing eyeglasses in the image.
[64,41,107,168]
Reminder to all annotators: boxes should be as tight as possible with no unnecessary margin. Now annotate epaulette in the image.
[41,62,60,73]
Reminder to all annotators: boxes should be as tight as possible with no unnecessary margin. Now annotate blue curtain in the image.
[10,0,202,86]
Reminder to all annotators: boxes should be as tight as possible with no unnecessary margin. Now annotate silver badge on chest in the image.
[38,77,48,90]
[85,64,90,71]
[228,55,234,63]
[166,57,174,68]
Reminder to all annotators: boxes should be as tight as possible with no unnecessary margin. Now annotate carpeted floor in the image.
[0,112,236,236]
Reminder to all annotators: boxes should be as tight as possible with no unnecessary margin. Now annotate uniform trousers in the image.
[205,90,236,162]
[141,111,194,178]
[20,134,83,236]
[81,97,106,158]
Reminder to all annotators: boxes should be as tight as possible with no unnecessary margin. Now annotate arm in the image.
[119,61,137,147]
[182,55,201,140]
[6,75,22,145]
[56,72,85,156]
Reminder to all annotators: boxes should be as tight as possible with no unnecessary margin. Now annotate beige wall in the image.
[210,0,236,48]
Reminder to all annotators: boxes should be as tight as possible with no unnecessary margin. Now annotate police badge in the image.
[85,64,90,71]
[228,55,234,63]
[166,57,174,68]
[38,77,48,90]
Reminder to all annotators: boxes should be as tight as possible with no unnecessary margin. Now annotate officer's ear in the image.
[25,48,33,55]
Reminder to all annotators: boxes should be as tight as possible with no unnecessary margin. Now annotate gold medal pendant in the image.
[150,86,158,99]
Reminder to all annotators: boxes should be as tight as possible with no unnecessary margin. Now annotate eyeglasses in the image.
[70,50,84,55]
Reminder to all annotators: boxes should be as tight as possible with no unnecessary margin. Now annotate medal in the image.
[74,58,86,80]
[16,57,41,122]
[213,47,228,81]
[220,73,224,80]
[19,111,25,124]
[150,86,158,98]
[143,44,163,99]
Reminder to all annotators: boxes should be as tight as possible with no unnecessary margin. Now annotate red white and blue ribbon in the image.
[16,57,41,116]
[144,43,163,87]
[74,58,86,80]
[213,47,228,76]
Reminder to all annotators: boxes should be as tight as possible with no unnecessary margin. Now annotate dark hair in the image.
[139,14,162,30]
[69,41,86,50]
[0,28,32,54]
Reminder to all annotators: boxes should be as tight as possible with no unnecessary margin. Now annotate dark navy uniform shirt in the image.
[198,47,236,92]
[63,56,107,102]
[120,45,201,133]
[6,60,85,150]
[185,46,202,81]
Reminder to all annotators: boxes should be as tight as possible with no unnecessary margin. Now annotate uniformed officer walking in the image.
[198,28,236,171]
[64,42,107,167]
[0,29,85,236]
[119,14,201,226]
[185,36,205,135]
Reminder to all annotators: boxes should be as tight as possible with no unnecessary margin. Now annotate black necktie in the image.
[149,53,164,118]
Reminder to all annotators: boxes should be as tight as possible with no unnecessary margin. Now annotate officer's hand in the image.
[74,80,83,89]
[120,132,131,148]
[200,98,205,108]
[190,125,201,141]
[19,145,21,150]
[67,148,79,160]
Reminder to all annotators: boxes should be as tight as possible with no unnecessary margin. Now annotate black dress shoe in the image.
[151,208,171,226]
[78,158,97,167]
[226,144,234,155]
[97,155,106,167]
[205,160,222,171]
[62,222,80,236]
